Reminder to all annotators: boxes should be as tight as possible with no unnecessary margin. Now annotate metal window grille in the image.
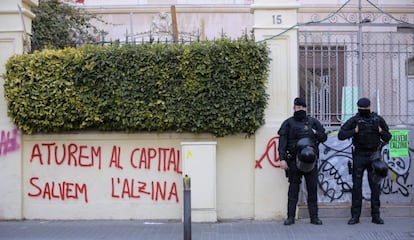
[299,31,414,127]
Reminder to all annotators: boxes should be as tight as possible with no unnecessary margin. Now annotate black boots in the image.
[348,216,384,224]
[348,217,360,225]
[283,217,295,225]
[284,217,323,225]
[372,216,384,224]
[310,217,323,225]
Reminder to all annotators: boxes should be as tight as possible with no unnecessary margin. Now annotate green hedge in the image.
[3,38,270,137]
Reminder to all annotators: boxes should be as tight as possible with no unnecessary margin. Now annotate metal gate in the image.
[298,30,414,127]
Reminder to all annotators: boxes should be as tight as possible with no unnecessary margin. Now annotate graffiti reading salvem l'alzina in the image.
[27,143,182,203]
[256,130,413,203]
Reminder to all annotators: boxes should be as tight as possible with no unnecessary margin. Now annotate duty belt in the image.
[286,151,295,160]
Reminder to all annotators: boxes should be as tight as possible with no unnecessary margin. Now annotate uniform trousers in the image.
[286,160,319,219]
[351,152,381,218]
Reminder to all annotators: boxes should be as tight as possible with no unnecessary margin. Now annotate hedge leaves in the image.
[3,38,270,137]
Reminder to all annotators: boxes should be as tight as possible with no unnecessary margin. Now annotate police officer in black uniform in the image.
[338,97,392,225]
[278,97,327,225]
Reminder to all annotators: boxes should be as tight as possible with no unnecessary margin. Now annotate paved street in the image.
[0,217,413,240]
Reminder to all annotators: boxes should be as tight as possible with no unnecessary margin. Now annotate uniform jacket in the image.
[277,115,327,161]
[338,112,392,152]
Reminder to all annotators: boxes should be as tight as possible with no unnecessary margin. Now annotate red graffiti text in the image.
[130,147,181,174]
[30,143,102,169]
[111,177,179,202]
[28,177,88,203]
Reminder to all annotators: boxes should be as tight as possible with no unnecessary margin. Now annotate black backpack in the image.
[354,114,381,150]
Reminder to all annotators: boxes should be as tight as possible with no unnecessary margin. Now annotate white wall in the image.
[81,0,252,5]
[0,0,298,221]
[0,0,37,219]
[21,133,256,220]
[88,5,253,43]
[251,0,300,220]
[3,0,411,221]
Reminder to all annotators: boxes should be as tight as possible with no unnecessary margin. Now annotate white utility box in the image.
[181,142,217,222]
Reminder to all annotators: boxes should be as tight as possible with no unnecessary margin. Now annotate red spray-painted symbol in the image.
[255,136,281,169]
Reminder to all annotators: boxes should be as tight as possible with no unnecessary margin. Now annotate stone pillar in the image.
[251,0,300,220]
[0,0,37,219]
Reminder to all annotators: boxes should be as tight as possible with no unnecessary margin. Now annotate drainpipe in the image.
[357,0,363,96]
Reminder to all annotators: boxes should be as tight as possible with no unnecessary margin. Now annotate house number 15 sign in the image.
[272,14,282,24]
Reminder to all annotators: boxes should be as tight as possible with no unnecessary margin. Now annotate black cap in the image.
[294,97,307,107]
[357,97,371,108]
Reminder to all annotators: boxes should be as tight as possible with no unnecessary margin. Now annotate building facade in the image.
[0,0,413,220]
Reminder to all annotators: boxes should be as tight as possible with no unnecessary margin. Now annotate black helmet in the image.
[298,147,316,163]
[371,159,388,184]
[296,138,317,172]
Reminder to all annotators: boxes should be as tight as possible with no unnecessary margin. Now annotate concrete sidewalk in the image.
[0,217,413,240]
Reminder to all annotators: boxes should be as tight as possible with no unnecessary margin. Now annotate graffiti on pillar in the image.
[0,128,20,157]
[26,143,182,204]
[255,136,280,169]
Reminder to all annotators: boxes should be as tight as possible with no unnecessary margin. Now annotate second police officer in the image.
[338,97,392,225]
